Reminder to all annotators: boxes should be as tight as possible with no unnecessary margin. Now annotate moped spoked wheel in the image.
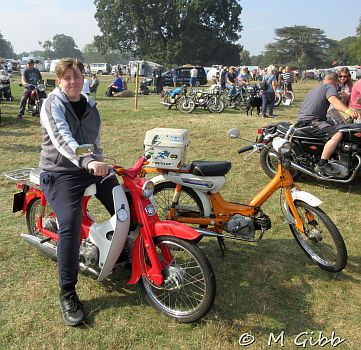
[153,182,205,224]
[259,147,300,179]
[141,236,216,322]
[26,198,58,237]
[289,200,347,272]
[177,97,195,114]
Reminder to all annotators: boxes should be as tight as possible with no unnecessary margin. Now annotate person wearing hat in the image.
[17,59,43,119]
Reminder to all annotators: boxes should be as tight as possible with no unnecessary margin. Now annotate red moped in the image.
[5,145,216,323]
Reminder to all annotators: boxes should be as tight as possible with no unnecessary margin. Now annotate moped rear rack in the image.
[4,168,38,188]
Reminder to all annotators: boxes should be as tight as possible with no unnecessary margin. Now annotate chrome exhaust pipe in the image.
[20,234,99,277]
[290,155,361,184]
[195,228,224,238]
[160,102,172,106]
[20,234,57,260]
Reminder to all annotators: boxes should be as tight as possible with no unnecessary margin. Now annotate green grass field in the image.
[0,76,361,349]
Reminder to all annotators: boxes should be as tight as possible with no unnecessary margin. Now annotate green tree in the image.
[349,16,361,63]
[51,34,83,59]
[94,0,243,66]
[327,37,357,66]
[263,25,331,69]
[239,50,251,66]
[0,32,14,58]
[82,42,134,64]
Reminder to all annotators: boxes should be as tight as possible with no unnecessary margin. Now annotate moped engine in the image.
[223,214,255,239]
[79,239,99,267]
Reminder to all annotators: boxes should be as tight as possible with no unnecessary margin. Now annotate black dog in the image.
[245,95,262,116]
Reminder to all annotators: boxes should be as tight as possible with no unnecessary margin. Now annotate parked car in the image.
[162,66,207,86]
[89,63,112,75]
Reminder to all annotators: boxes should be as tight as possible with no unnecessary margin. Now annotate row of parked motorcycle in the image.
[161,83,295,115]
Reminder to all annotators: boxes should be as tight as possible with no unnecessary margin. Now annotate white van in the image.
[88,63,112,75]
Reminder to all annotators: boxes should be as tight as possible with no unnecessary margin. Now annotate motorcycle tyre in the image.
[140,236,216,323]
[26,198,57,238]
[207,97,225,113]
[260,147,300,179]
[274,93,281,106]
[281,91,295,105]
[163,93,172,110]
[289,200,347,272]
[177,97,195,114]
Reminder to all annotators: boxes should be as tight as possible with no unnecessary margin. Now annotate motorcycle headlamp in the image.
[37,84,45,92]
[142,180,155,198]
[272,137,292,155]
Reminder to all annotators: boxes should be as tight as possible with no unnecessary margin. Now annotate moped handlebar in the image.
[237,145,254,154]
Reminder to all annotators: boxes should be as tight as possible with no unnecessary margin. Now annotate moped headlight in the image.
[37,84,45,92]
[142,180,155,198]
[272,137,292,155]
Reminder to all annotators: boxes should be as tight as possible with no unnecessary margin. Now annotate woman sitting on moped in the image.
[39,57,118,326]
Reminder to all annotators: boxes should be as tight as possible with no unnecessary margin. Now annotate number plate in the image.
[12,192,25,213]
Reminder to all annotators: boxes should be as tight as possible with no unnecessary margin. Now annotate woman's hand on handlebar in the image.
[88,161,109,177]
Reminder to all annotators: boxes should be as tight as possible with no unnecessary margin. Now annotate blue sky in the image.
[1,0,360,56]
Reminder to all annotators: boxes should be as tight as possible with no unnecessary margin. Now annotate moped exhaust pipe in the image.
[20,233,58,260]
[160,102,172,106]
[290,154,361,183]
[20,234,99,277]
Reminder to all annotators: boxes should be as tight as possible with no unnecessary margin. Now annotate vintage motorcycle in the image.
[257,118,361,183]
[143,130,347,273]
[187,88,225,113]
[161,85,195,113]
[20,82,47,116]
[5,146,216,323]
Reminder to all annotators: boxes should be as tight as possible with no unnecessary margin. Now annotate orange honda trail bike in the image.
[143,129,347,273]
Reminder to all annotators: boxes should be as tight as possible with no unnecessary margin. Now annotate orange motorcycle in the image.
[143,129,347,273]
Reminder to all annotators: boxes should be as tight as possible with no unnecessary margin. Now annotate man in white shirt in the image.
[190,66,198,87]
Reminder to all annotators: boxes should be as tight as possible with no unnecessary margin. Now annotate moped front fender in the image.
[283,188,323,224]
[151,174,212,216]
[127,220,200,285]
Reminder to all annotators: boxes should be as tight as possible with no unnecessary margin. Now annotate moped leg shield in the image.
[89,185,130,281]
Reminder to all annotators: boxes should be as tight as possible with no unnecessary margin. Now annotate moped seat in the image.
[190,160,232,176]
[29,168,96,196]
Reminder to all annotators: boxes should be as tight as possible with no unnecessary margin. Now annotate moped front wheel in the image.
[141,236,216,322]
[281,91,294,105]
[289,200,347,272]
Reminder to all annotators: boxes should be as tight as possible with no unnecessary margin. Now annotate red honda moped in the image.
[5,145,216,323]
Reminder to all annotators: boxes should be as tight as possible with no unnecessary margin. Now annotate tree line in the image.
[1,0,360,69]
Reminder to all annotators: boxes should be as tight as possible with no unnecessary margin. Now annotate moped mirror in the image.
[75,144,95,156]
[227,128,241,139]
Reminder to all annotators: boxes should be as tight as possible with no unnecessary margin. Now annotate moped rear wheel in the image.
[289,200,347,272]
[141,236,216,322]
[274,93,281,106]
[26,198,58,237]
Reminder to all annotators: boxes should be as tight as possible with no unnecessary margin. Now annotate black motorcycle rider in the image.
[297,72,361,176]
[17,59,43,119]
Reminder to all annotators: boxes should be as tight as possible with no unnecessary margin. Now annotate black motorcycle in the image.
[257,120,361,183]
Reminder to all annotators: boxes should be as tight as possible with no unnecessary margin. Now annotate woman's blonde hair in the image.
[55,58,84,78]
